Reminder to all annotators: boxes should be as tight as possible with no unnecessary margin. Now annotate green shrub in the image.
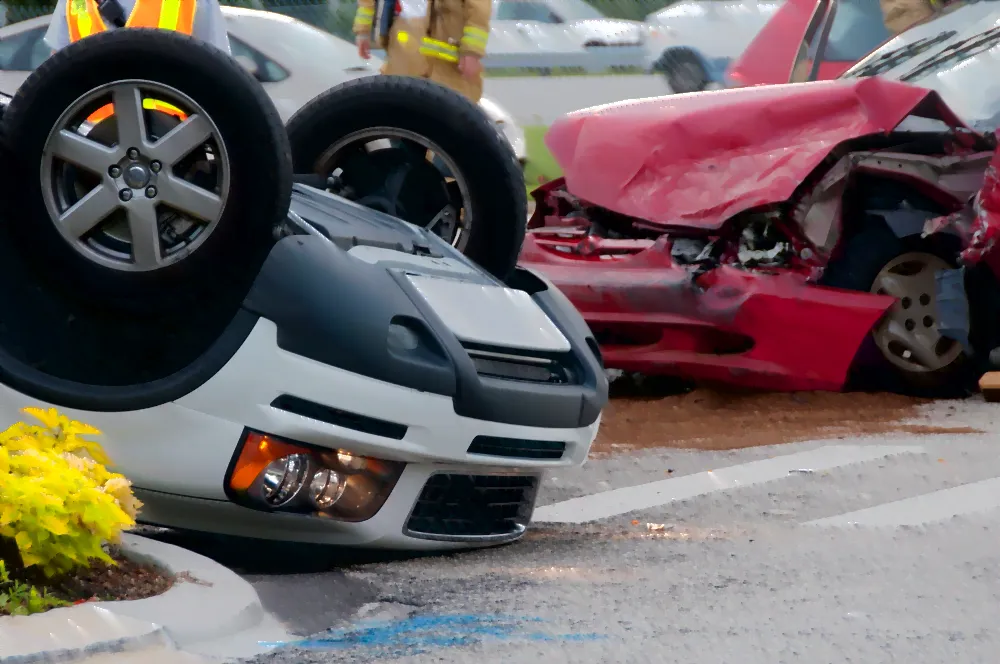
[0,408,141,579]
[0,560,66,616]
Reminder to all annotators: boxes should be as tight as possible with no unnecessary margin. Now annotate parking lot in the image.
[484,74,672,125]
[137,389,1000,663]
[7,4,1000,662]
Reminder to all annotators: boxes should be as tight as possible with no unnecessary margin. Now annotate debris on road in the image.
[979,372,1000,402]
[593,387,980,454]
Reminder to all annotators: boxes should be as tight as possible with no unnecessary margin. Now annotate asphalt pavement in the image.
[152,396,1000,664]
[154,76,1000,664]
[483,74,672,125]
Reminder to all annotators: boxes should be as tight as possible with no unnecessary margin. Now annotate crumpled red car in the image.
[518,77,1000,396]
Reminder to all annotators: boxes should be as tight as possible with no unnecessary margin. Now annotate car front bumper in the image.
[0,185,606,549]
[125,315,598,548]
[0,312,599,549]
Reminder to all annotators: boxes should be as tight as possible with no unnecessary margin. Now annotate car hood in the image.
[544,77,967,230]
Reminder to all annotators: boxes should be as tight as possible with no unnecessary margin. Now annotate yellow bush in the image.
[0,408,142,578]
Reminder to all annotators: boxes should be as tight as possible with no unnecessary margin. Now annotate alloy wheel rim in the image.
[40,79,230,272]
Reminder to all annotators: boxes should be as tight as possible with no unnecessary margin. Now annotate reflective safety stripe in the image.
[144,99,188,119]
[419,36,458,63]
[67,0,196,43]
[397,30,410,44]
[126,0,196,32]
[66,0,106,42]
[460,25,488,53]
[353,5,374,29]
[85,98,188,125]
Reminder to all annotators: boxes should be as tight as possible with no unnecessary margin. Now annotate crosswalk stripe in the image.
[805,476,1000,527]
[534,445,924,524]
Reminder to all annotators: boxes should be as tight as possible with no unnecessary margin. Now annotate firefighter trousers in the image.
[380,16,483,104]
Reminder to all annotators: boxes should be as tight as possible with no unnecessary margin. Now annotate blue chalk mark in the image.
[261,613,605,657]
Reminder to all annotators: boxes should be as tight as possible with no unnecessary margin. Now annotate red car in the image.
[726,0,893,87]
[517,4,1000,396]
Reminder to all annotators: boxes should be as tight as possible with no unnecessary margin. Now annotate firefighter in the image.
[354,0,490,104]
[44,0,231,54]
[43,0,231,125]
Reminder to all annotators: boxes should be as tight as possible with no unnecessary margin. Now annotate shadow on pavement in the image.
[131,525,443,575]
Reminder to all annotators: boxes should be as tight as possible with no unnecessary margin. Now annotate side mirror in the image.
[234,54,261,80]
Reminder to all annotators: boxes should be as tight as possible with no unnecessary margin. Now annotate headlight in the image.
[226,430,406,522]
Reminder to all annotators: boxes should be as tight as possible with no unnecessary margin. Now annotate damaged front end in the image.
[519,82,1000,392]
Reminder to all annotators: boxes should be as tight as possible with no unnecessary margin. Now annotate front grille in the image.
[465,346,576,384]
[404,474,539,542]
[468,435,566,460]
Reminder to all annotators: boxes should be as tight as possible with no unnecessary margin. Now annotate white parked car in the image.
[643,0,783,92]
[0,7,527,162]
[487,0,648,70]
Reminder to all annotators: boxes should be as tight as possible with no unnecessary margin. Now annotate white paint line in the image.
[806,476,1000,527]
[534,445,923,524]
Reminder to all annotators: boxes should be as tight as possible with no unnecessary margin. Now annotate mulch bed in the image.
[1,546,175,615]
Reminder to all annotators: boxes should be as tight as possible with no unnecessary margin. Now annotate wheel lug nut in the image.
[127,147,139,160]
[119,188,133,202]
[145,186,157,199]
[108,165,121,178]
[150,160,161,173]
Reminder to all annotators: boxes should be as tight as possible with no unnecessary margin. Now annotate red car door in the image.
[728,0,892,87]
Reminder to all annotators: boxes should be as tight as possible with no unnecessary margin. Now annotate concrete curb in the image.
[0,533,292,664]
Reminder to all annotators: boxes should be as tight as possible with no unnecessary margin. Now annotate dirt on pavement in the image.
[593,384,980,455]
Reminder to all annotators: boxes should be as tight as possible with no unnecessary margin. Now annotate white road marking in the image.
[534,445,923,524]
[806,476,1000,527]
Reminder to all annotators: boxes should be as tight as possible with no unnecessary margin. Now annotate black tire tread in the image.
[286,75,526,280]
[1,28,292,313]
[658,48,709,94]
[0,29,291,398]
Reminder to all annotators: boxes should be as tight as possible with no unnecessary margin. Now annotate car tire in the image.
[819,217,975,397]
[0,29,292,315]
[285,75,526,281]
[655,49,709,94]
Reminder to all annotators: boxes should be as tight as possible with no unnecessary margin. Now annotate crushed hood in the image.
[545,77,967,230]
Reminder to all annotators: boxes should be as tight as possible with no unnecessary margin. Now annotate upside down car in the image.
[518,0,1000,397]
[0,29,606,547]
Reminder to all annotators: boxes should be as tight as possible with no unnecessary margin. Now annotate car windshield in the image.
[840,0,1000,130]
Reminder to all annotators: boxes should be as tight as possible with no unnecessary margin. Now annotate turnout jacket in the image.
[353,0,490,102]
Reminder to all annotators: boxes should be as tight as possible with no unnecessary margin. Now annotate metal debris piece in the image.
[645,523,674,532]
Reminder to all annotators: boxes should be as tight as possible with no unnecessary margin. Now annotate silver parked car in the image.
[0,6,527,161]
[644,0,784,92]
